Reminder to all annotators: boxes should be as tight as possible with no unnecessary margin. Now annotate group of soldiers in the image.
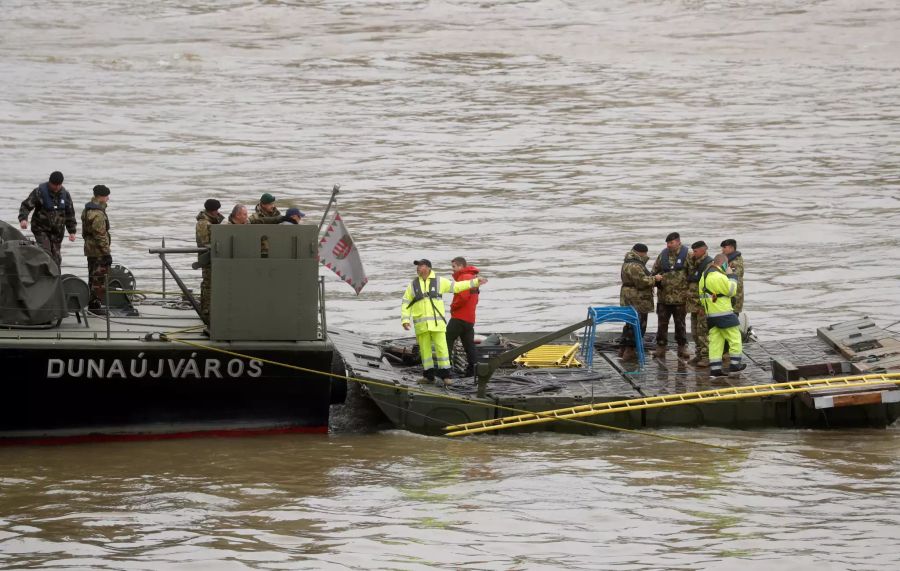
[619,232,745,378]
[194,192,307,322]
[18,173,742,377]
[18,172,308,319]
[18,171,112,313]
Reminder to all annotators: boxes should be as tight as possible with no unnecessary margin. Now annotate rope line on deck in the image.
[165,335,741,451]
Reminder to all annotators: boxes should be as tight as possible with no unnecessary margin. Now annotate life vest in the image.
[407,275,441,310]
[38,183,69,212]
[687,255,713,283]
[659,245,689,272]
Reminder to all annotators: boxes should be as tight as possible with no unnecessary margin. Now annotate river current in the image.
[1,1,899,569]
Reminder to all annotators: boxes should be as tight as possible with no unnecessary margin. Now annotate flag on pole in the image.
[318,212,368,294]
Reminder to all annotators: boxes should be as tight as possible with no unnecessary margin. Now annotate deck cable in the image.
[165,334,742,452]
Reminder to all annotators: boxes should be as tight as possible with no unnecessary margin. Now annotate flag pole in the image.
[317,184,341,237]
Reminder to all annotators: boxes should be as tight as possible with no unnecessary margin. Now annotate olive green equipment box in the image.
[209,224,320,341]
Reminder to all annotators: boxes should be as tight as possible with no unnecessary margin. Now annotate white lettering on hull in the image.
[45,356,266,380]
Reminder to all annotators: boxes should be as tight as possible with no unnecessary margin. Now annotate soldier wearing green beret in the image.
[196,199,224,324]
[249,193,282,224]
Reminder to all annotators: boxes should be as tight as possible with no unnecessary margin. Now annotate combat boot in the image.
[677,345,691,359]
[695,357,710,368]
[621,347,637,361]
[653,345,667,358]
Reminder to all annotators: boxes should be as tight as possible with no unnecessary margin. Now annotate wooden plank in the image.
[771,357,799,382]
[851,356,900,374]
[801,386,900,409]
[817,318,876,338]
[832,392,888,407]
[821,317,878,333]
[795,361,852,377]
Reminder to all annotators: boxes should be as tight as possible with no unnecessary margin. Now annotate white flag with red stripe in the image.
[318,212,368,294]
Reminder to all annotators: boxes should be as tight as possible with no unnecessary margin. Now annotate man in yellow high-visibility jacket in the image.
[402,259,487,385]
[699,253,748,378]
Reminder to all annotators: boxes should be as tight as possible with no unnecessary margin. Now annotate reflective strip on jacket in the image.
[401,271,480,334]
[698,267,740,328]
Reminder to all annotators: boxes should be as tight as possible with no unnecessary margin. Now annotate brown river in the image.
[1,0,899,568]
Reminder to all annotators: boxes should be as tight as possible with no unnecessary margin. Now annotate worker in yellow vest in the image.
[699,253,748,378]
[401,259,487,385]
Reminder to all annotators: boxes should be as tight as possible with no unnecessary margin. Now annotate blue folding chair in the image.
[580,306,645,370]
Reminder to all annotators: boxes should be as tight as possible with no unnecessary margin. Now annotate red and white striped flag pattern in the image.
[317,212,368,294]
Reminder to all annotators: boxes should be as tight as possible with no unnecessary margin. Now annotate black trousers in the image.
[446,317,477,373]
[656,303,687,346]
[621,312,648,347]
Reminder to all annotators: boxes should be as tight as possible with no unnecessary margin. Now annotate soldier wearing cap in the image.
[686,240,714,367]
[81,185,112,313]
[401,259,487,385]
[250,193,282,224]
[196,198,224,323]
[720,239,744,314]
[651,231,691,359]
[618,243,655,361]
[18,171,77,269]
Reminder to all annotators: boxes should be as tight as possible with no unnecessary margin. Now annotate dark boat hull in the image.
[0,343,337,444]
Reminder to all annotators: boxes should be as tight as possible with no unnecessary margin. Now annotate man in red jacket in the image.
[446,256,481,377]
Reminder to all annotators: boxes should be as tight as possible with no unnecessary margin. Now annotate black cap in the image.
[665,232,680,242]
[413,259,432,268]
[204,198,221,212]
[92,185,110,197]
[49,171,64,185]
[721,238,737,248]
[691,240,706,250]
[632,243,648,253]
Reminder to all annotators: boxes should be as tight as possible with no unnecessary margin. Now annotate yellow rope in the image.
[166,335,741,452]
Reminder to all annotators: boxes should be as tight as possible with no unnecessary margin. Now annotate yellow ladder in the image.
[512,343,582,368]
[444,373,900,436]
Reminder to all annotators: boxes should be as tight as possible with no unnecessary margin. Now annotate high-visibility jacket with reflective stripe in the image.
[698,266,740,328]
[401,272,481,334]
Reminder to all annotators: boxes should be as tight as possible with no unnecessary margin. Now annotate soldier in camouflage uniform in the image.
[651,232,691,359]
[686,240,713,367]
[618,243,655,361]
[249,193,281,258]
[18,171,77,269]
[196,199,224,323]
[249,193,282,224]
[720,238,744,314]
[81,185,112,312]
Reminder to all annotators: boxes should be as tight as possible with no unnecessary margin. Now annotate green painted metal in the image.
[210,224,320,341]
